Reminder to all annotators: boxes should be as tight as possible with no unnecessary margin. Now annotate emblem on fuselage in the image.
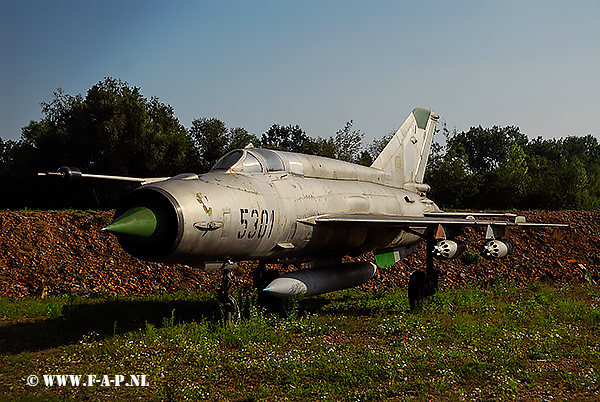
[196,193,213,216]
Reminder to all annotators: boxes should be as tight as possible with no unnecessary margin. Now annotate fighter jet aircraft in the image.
[41,108,567,317]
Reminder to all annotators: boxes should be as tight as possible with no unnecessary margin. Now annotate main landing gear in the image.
[408,234,440,310]
[253,260,284,314]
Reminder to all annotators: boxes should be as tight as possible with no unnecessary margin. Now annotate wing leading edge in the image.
[300,212,568,269]
[304,213,569,229]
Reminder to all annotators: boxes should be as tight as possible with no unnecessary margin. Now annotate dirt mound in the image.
[0,210,598,298]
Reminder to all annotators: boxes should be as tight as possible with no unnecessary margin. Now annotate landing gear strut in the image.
[218,269,240,325]
[408,233,440,310]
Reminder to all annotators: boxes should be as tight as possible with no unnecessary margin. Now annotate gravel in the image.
[1,210,597,298]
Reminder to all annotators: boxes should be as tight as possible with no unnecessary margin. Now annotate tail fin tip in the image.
[412,108,439,129]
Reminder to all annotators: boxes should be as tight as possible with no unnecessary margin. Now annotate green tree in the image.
[562,135,600,164]
[189,119,262,172]
[228,127,260,151]
[309,136,337,159]
[0,138,18,181]
[22,78,196,177]
[261,124,313,153]
[0,138,5,176]
[333,120,364,163]
[477,142,531,209]
[426,124,600,210]
[3,78,198,209]
[260,124,349,160]
[367,131,394,163]
[425,129,478,209]
[560,157,590,209]
[447,125,527,175]
[189,117,229,172]
[524,135,600,210]
[356,150,373,166]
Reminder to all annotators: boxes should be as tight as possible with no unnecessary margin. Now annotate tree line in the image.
[0,78,373,209]
[425,124,600,210]
[1,77,598,210]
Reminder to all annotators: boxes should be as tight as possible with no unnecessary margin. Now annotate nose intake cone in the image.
[106,187,181,262]
[105,206,157,237]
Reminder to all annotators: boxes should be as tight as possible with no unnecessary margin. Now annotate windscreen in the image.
[211,150,243,171]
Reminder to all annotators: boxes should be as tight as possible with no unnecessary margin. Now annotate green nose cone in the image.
[105,206,157,237]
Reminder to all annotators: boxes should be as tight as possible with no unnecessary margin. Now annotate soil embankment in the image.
[0,210,598,298]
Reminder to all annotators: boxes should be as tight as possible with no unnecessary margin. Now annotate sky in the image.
[1,0,599,145]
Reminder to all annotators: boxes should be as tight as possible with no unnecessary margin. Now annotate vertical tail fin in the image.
[370,108,439,192]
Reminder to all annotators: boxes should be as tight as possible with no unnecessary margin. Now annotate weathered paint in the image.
[108,109,442,267]
[45,108,568,303]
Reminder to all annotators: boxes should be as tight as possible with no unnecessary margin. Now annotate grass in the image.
[1,282,599,401]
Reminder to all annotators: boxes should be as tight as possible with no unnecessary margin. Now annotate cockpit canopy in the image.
[210,148,286,174]
[209,146,388,185]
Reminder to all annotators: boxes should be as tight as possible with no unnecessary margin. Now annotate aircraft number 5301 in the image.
[238,208,275,239]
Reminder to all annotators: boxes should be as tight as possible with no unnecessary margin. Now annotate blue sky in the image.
[1,0,598,144]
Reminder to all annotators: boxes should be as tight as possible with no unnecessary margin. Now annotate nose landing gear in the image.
[218,268,240,325]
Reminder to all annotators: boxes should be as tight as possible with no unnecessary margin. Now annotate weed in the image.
[71,210,88,219]
[461,249,483,265]
[1,283,600,401]
[162,309,176,328]
[282,295,301,319]
[88,212,112,227]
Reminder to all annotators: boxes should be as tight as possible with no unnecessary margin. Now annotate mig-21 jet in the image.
[41,108,567,318]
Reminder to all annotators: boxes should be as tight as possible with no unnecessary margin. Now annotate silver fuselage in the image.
[120,149,439,266]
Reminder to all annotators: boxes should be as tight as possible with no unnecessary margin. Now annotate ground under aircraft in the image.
[41,108,567,319]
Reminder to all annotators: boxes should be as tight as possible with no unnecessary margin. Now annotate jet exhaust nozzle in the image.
[263,262,377,298]
[481,239,512,259]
